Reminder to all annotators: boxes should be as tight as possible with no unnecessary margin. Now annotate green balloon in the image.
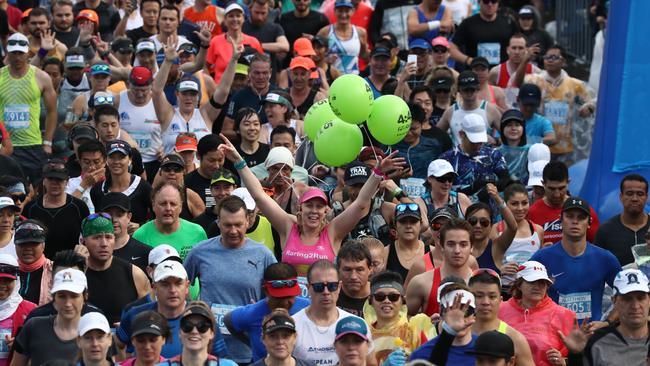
[328,74,374,125]
[304,99,337,141]
[314,118,363,167]
[367,95,412,145]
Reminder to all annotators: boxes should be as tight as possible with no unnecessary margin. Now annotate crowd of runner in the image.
[0,0,638,365]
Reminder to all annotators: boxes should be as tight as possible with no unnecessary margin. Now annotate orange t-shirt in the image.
[183,5,222,39]
[207,33,263,83]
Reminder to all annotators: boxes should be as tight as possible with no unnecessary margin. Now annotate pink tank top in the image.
[282,223,335,276]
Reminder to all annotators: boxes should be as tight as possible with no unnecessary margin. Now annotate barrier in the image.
[555,0,593,64]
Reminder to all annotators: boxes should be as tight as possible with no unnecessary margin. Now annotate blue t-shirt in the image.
[410,334,477,366]
[530,242,621,321]
[117,301,228,358]
[391,136,449,180]
[525,113,554,144]
[231,297,311,361]
[184,236,277,363]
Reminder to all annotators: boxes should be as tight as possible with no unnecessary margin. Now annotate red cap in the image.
[129,66,153,86]
[431,36,450,49]
[299,187,328,205]
[293,37,316,57]
[175,135,198,152]
[263,278,301,298]
[76,9,99,25]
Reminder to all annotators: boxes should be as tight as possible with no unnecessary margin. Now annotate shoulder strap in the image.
[332,201,344,216]
[480,100,488,109]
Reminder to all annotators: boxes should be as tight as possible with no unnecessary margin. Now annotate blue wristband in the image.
[234,159,247,170]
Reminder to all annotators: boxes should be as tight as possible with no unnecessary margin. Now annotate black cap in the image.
[344,161,370,186]
[178,43,198,55]
[106,139,132,157]
[395,203,421,221]
[371,47,391,58]
[470,57,490,69]
[181,304,216,328]
[432,76,453,91]
[111,37,133,53]
[380,32,398,49]
[457,70,479,89]
[42,164,69,180]
[100,192,131,212]
[466,331,514,359]
[501,109,525,125]
[160,154,185,169]
[562,196,590,216]
[431,206,457,222]
[518,83,541,105]
[70,124,98,142]
[262,313,297,335]
[14,222,46,245]
[131,311,168,338]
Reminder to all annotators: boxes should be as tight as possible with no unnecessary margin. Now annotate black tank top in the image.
[296,88,318,118]
[86,257,138,325]
[386,242,431,281]
[180,186,193,221]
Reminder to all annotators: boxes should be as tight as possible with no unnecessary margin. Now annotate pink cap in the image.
[299,187,328,205]
[431,36,450,49]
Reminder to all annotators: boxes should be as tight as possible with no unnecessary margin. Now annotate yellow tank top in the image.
[247,215,276,254]
[497,320,508,334]
[0,66,42,146]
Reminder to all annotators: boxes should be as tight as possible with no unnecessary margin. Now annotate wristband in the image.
[99,50,110,59]
[372,167,387,180]
[43,140,52,146]
[427,20,441,31]
[234,159,247,170]
[76,186,87,194]
[391,187,403,197]
[441,321,459,336]
[499,201,507,209]
[209,97,226,109]
[38,48,48,59]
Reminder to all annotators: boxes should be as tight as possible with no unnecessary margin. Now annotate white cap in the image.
[527,160,548,187]
[613,269,650,295]
[148,244,181,266]
[7,33,29,53]
[232,187,256,210]
[439,289,476,309]
[0,197,19,212]
[427,159,455,178]
[517,260,552,283]
[153,260,188,282]
[461,114,487,143]
[225,2,244,15]
[264,147,295,170]
[78,312,111,336]
[51,268,87,294]
[136,40,156,54]
[527,143,551,171]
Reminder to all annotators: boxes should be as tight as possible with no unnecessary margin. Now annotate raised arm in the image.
[218,133,295,238]
[179,28,211,74]
[487,183,517,256]
[201,35,240,123]
[151,35,178,132]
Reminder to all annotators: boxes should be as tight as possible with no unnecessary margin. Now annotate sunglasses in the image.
[11,194,26,202]
[432,47,448,54]
[162,166,184,173]
[310,282,339,293]
[180,318,211,333]
[544,54,563,61]
[435,88,451,94]
[434,175,455,183]
[460,88,478,93]
[468,216,490,227]
[94,95,114,105]
[372,293,401,302]
[87,212,112,221]
[396,203,419,213]
[266,279,297,289]
[471,268,501,280]
[8,40,28,47]
[431,221,444,231]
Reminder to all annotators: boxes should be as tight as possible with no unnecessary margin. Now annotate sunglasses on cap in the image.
[372,293,401,302]
[8,40,28,47]
[266,279,297,289]
[0,264,18,277]
[468,216,491,228]
[396,203,419,213]
[87,212,112,221]
[91,64,110,72]
[434,174,455,183]
[310,282,339,293]
[94,95,114,105]
[180,318,211,333]
[471,268,501,280]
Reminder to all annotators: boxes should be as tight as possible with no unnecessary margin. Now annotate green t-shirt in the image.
[133,218,208,299]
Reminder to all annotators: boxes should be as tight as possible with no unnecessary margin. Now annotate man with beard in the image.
[51,0,79,49]
[27,7,68,64]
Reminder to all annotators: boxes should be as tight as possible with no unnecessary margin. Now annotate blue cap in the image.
[335,316,369,341]
[106,139,132,157]
[334,0,354,8]
[409,38,431,50]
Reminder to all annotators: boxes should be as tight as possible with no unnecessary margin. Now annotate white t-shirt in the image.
[292,307,373,366]
[65,177,94,214]
[0,235,16,259]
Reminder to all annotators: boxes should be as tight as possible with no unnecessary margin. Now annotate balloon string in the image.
[360,124,391,163]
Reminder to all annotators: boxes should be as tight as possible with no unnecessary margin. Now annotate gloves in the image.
[381,349,407,366]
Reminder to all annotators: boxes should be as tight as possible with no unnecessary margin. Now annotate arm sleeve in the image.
[428,331,454,365]
[116,310,134,345]
[368,3,384,44]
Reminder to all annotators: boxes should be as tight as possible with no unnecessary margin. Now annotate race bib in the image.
[4,104,30,130]
[504,251,534,265]
[544,100,570,125]
[0,328,11,358]
[558,292,591,320]
[210,303,238,335]
[477,43,501,65]
[298,276,310,299]
[400,178,426,199]
[130,131,152,149]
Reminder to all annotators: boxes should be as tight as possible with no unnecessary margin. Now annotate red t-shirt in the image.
[528,199,600,245]
[207,33,263,83]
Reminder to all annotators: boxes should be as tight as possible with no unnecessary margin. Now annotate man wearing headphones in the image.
[530,197,621,323]
[64,123,100,178]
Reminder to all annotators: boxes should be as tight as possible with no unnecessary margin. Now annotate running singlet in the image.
[183,5,222,38]
[496,220,541,285]
[328,25,361,75]
[424,268,442,316]
[422,190,464,222]
[410,5,446,43]
[118,90,162,163]
[162,108,210,154]
[0,66,42,146]
[282,224,334,276]
[449,100,489,145]
[497,62,533,107]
